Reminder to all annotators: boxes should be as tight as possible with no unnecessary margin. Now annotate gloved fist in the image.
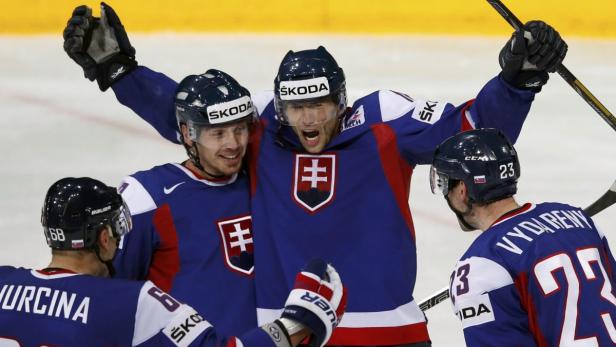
[63,2,137,91]
[278,259,347,347]
[499,20,568,91]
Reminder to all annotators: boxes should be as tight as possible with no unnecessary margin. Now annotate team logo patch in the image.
[217,215,254,275]
[293,154,336,212]
[341,105,365,131]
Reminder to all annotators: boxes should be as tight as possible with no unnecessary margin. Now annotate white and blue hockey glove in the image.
[277,259,347,347]
[63,2,137,91]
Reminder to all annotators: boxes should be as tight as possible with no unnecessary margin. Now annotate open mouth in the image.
[302,130,320,146]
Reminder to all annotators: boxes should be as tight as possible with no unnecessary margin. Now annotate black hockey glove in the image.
[63,2,137,91]
[499,20,568,91]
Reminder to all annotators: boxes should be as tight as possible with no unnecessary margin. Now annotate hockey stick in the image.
[419,179,616,311]
[486,0,616,132]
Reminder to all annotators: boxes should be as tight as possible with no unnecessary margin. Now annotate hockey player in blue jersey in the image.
[430,129,616,346]
[113,69,259,337]
[63,3,567,346]
[0,177,347,347]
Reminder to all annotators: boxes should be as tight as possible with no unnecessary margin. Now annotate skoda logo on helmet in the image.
[279,77,330,101]
[206,96,253,124]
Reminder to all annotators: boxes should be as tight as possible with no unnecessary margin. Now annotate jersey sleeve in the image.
[133,281,278,347]
[382,75,535,165]
[450,256,537,346]
[114,176,160,280]
[111,66,182,144]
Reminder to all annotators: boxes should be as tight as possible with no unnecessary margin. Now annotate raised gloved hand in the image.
[499,20,568,91]
[63,2,137,91]
[262,259,347,347]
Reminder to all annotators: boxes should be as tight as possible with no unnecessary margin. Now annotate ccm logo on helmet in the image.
[279,77,330,101]
[206,96,253,125]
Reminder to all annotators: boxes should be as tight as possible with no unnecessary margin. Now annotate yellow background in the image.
[1,0,615,37]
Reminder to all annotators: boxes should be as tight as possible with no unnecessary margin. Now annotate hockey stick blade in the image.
[486,0,616,132]
[584,179,616,217]
[419,179,616,311]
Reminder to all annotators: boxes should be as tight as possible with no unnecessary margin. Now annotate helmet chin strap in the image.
[445,195,478,231]
[93,234,121,278]
[94,245,116,277]
[185,143,228,180]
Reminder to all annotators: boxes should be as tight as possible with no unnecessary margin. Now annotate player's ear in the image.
[97,226,113,250]
[457,181,469,199]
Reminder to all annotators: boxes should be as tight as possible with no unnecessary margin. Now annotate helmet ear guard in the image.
[430,129,520,204]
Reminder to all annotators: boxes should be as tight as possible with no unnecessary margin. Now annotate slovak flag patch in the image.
[474,175,486,184]
[293,154,337,213]
[217,215,254,276]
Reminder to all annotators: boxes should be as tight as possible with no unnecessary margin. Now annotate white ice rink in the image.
[1,34,615,345]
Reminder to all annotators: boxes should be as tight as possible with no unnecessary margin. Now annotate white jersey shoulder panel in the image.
[133,281,212,346]
[253,91,275,116]
[452,256,513,298]
[119,176,157,216]
[378,90,415,122]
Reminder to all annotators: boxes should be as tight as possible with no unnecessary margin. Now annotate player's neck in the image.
[48,252,107,277]
[475,197,520,231]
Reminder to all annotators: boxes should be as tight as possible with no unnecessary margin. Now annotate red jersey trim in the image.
[371,123,415,240]
[328,322,430,345]
[36,268,77,275]
[149,203,181,292]
[514,272,549,346]
[460,99,476,131]
[248,119,266,197]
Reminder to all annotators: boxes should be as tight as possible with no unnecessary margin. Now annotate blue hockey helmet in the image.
[41,177,132,251]
[175,69,256,132]
[274,46,347,125]
[430,129,520,204]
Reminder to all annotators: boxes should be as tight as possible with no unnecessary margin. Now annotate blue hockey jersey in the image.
[0,267,276,346]
[114,163,257,337]
[112,66,535,345]
[449,203,616,346]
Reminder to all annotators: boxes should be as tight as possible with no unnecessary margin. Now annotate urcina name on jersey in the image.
[0,283,90,324]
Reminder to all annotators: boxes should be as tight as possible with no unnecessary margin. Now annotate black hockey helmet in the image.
[41,177,132,250]
[430,129,520,204]
[274,46,347,125]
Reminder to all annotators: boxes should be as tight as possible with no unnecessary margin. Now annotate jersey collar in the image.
[173,163,238,186]
[490,203,535,228]
[32,268,80,280]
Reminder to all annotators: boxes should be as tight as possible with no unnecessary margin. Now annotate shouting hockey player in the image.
[63,3,567,346]
[113,70,258,337]
[430,129,616,346]
[0,177,346,347]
